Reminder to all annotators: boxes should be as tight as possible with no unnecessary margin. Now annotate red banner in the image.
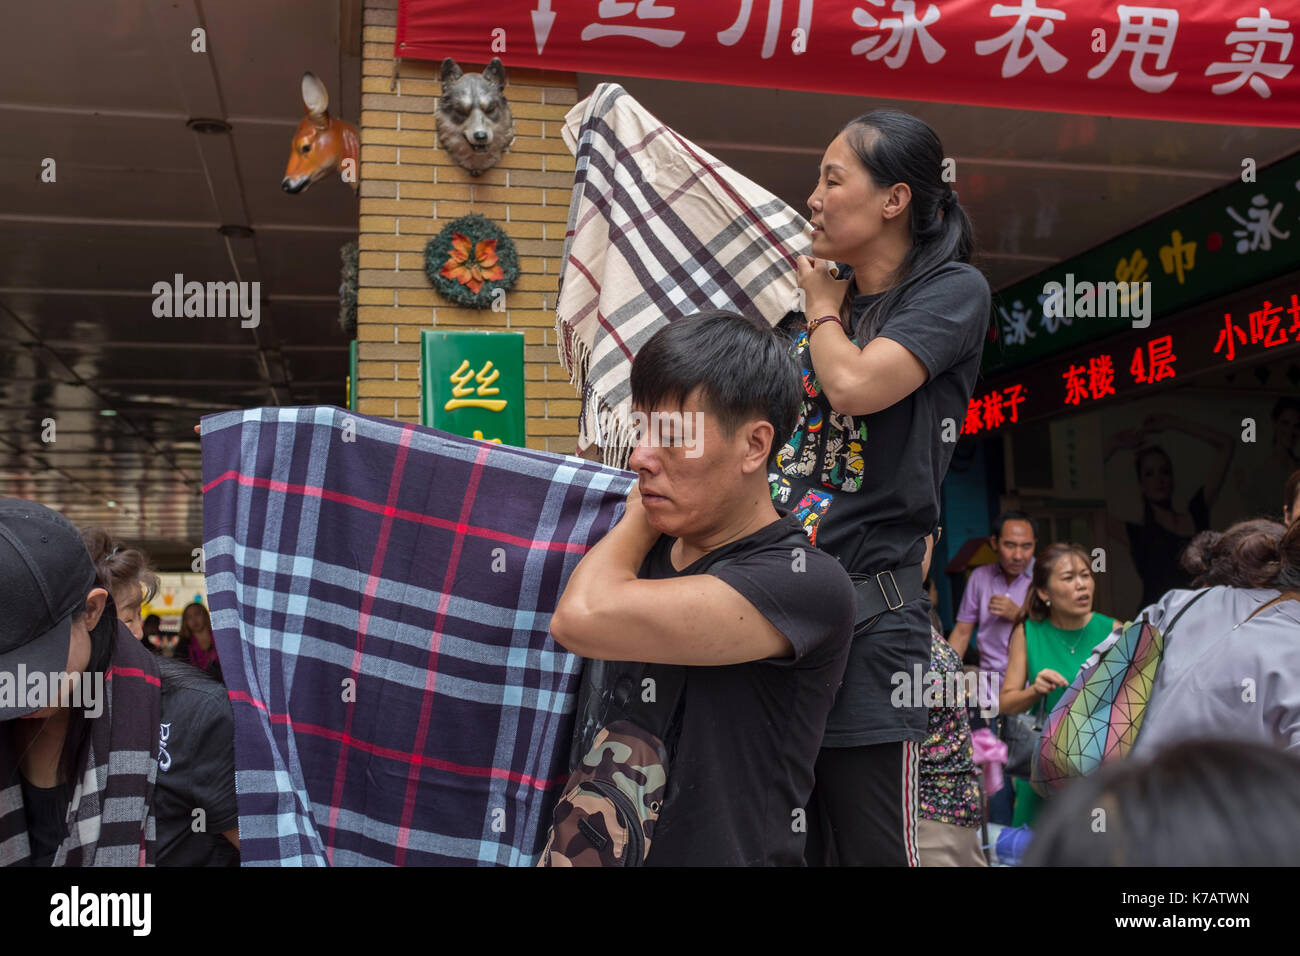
[396,1,1300,128]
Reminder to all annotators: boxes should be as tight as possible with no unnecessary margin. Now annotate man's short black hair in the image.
[630,310,800,457]
[992,510,1037,539]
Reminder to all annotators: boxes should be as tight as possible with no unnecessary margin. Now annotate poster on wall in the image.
[1094,392,1292,619]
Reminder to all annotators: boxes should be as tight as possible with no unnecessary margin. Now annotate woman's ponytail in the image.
[839,110,977,340]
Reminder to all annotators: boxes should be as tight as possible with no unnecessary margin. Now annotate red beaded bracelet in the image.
[807,314,843,335]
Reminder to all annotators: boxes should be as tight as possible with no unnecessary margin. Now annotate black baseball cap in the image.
[0,498,99,719]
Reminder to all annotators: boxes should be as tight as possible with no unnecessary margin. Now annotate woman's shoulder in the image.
[1138,585,1250,628]
[894,262,992,341]
[933,259,988,283]
[925,261,991,299]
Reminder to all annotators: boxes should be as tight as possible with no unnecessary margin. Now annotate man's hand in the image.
[988,593,1020,621]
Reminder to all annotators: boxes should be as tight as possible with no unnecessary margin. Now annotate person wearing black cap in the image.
[0,498,240,866]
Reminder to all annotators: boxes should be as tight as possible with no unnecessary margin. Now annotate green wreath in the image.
[424,214,519,309]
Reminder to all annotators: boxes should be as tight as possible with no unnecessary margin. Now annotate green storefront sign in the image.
[985,151,1300,374]
[419,329,526,448]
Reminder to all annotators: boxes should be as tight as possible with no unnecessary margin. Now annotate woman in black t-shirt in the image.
[772,110,990,866]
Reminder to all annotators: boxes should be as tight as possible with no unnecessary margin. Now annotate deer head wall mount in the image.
[281,72,360,195]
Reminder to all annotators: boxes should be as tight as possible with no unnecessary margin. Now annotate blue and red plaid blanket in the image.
[201,407,633,865]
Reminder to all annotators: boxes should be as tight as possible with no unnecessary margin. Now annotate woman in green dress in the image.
[998,543,1117,828]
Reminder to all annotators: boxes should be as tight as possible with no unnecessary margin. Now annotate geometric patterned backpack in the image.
[1032,589,1208,794]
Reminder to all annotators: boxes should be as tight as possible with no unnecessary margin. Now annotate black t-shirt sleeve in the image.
[875,264,991,379]
[708,546,856,666]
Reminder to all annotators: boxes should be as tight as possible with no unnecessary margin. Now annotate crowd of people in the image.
[937,495,1300,862]
[3,105,1299,869]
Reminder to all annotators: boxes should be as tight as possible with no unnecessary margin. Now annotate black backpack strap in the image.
[1160,587,1210,637]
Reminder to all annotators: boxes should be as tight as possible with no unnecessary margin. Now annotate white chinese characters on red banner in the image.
[398,1,1300,127]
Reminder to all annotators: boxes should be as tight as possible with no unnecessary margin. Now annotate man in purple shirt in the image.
[947,512,1037,683]
[947,512,1036,827]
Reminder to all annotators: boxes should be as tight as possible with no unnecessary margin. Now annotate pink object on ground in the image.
[971,727,1008,795]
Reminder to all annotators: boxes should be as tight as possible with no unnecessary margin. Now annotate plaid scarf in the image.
[200,406,633,866]
[0,627,162,866]
[555,83,811,468]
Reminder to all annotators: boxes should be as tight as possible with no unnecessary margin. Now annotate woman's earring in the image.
[1046,598,1052,607]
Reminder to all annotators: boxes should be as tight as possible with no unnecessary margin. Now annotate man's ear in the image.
[743,420,775,474]
[83,587,109,631]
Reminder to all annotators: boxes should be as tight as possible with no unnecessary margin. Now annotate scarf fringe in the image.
[556,323,635,471]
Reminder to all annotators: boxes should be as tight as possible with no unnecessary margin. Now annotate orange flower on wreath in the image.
[439,232,504,294]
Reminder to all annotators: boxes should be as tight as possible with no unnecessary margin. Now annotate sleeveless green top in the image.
[1024,612,1117,713]
[1012,611,1117,828]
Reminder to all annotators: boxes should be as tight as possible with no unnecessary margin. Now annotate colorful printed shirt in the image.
[768,261,990,573]
[919,629,983,828]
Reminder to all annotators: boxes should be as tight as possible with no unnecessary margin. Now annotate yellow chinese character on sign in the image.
[1116,248,1149,307]
[472,430,503,444]
[1158,229,1196,285]
[445,359,507,412]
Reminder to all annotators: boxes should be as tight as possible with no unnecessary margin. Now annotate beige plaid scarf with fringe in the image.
[555,83,811,468]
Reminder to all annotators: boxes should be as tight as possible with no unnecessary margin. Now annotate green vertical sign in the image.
[348,340,358,412]
[419,330,526,448]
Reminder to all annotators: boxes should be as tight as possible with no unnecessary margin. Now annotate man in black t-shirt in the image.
[550,312,856,866]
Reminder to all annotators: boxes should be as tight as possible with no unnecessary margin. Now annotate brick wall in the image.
[357,0,582,453]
